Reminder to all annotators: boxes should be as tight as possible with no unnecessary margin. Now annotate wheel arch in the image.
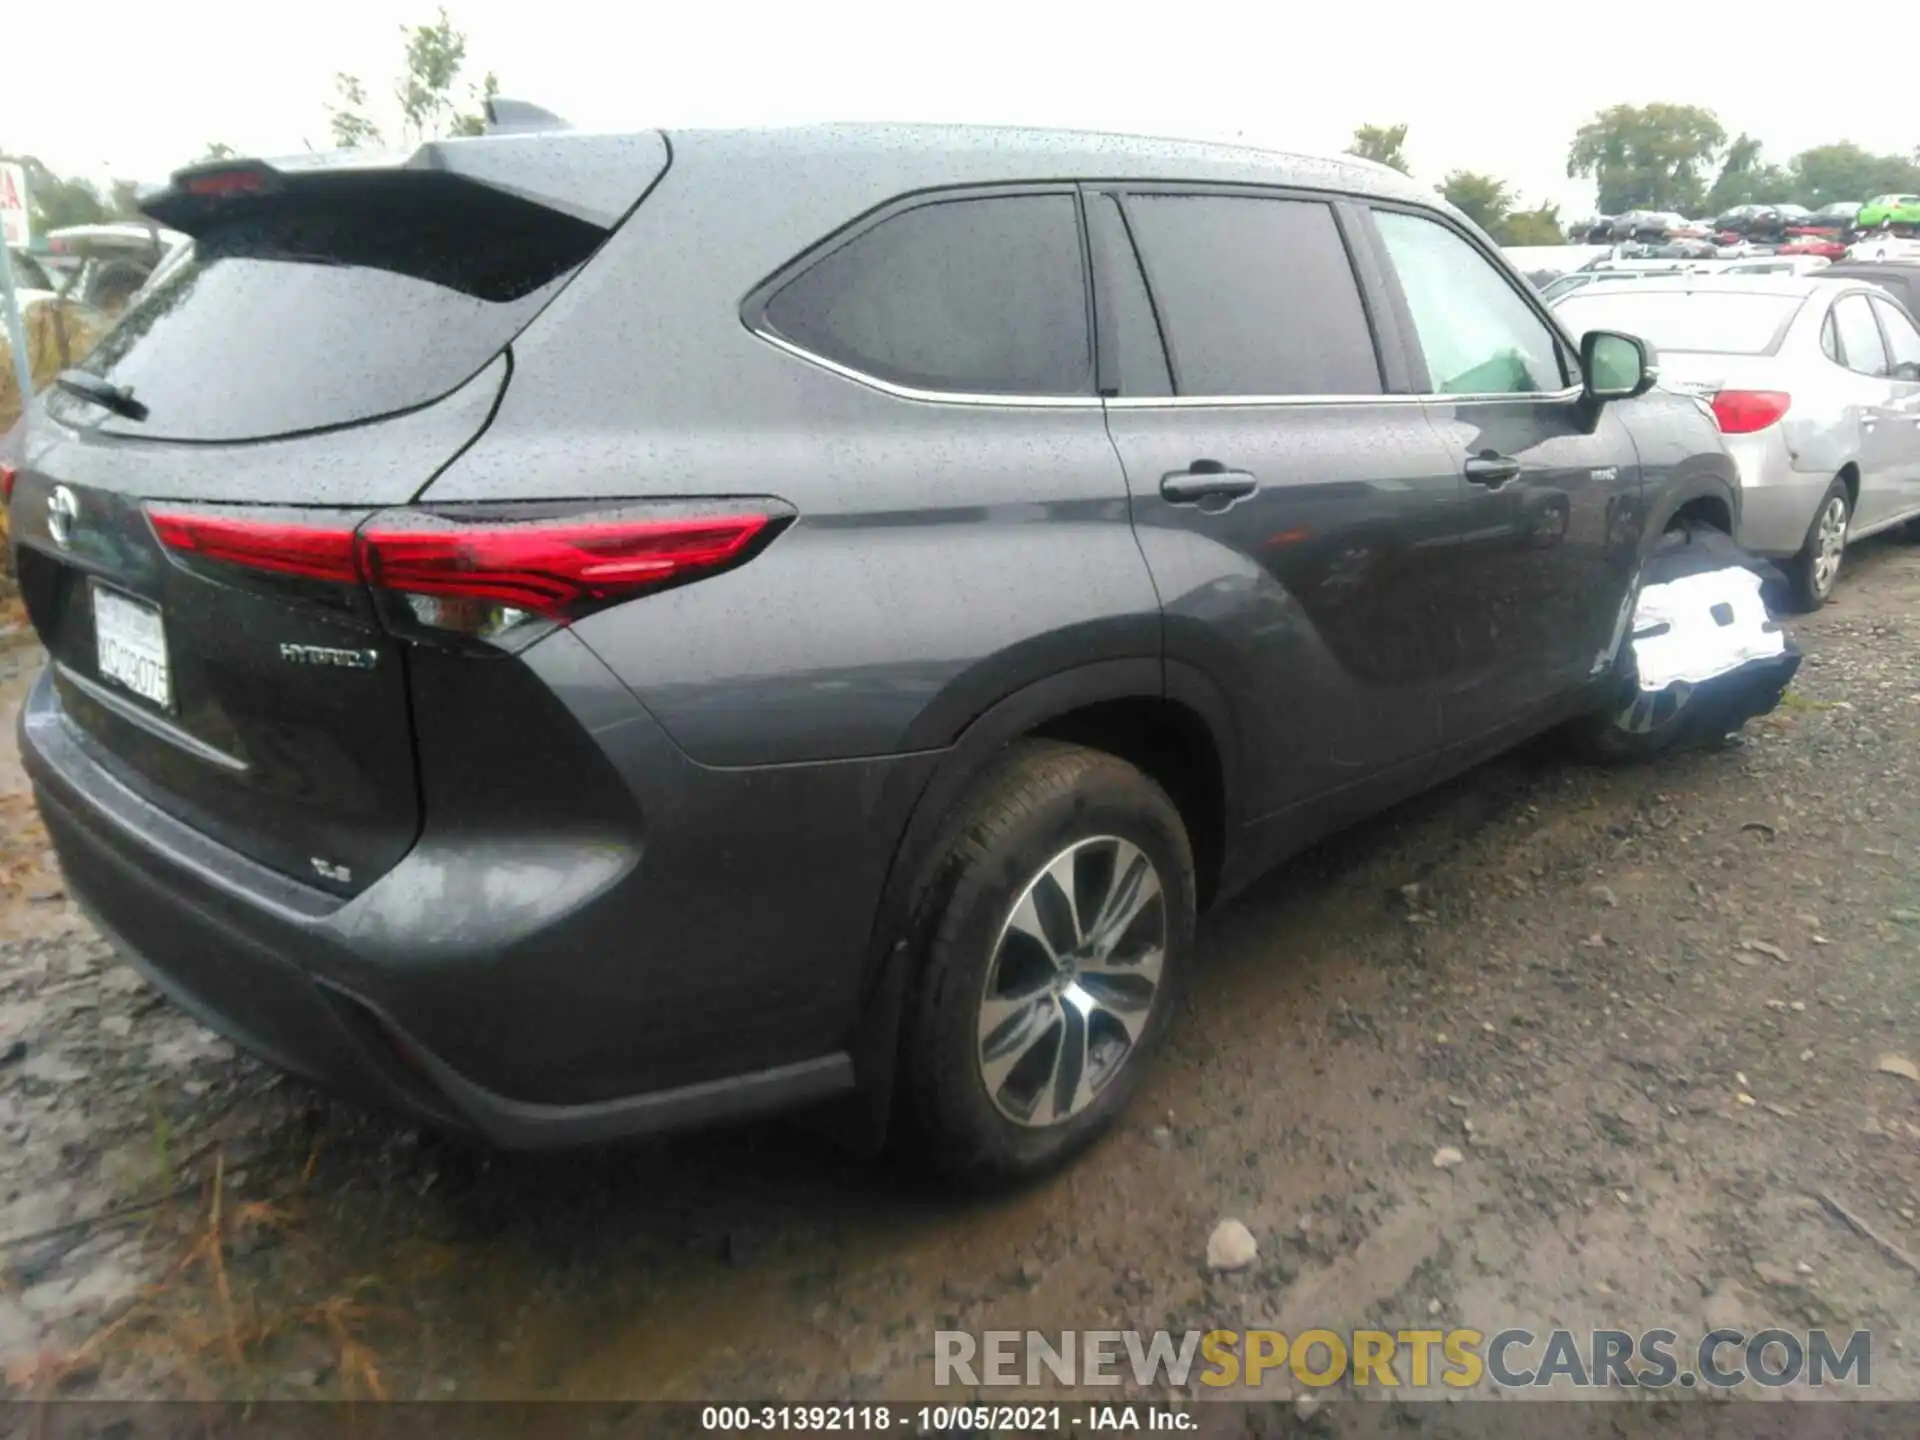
[1645,463,1739,543]
[832,659,1238,1151]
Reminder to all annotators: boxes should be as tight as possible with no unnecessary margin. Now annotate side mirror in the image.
[1582,329,1657,401]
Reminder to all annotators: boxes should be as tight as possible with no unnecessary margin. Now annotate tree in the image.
[1347,123,1410,176]
[328,73,385,149]
[1495,203,1566,247]
[449,70,499,138]
[1567,103,1727,214]
[104,179,144,219]
[1786,142,1920,206]
[1437,170,1512,233]
[199,142,238,162]
[0,154,107,230]
[1706,133,1793,212]
[325,10,497,149]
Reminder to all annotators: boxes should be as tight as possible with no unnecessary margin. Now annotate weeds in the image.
[3,1139,402,1401]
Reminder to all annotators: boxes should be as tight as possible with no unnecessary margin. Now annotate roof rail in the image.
[483,98,572,135]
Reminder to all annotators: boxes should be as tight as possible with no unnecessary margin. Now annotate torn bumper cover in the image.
[1615,524,1802,740]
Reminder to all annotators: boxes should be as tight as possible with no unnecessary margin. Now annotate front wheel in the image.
[1788,478,1850,611]
[894,742,1195,1187]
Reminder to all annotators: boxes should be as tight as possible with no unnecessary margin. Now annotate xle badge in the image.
[280,643,379,670]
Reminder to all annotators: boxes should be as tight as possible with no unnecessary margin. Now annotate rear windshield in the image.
[1553,290,1804,355]
[60,173,605,442]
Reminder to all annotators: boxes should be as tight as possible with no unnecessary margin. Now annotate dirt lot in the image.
[3,538,1919,1408]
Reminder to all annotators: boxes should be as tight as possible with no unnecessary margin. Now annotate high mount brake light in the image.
[1709,390,1793,435]
[183,170,270,197]
[146,504,783,641]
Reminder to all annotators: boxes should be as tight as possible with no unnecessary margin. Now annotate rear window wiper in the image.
[55,370,149,422]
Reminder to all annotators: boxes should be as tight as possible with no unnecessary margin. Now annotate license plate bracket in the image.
[92,582,174,711]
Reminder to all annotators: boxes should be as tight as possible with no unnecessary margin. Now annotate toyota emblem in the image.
[48,485,79,548]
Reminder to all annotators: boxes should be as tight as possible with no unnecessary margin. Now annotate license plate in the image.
[93,584,173,710]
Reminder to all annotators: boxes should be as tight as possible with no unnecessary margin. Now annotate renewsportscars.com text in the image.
[934,1327,1872,1390]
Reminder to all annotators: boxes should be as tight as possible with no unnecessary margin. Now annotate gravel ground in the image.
[3,536,1919,1407]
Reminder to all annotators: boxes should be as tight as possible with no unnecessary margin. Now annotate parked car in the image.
[8,122,1743,1182]
[1794,201,1862,235]
[1630,211,1689,242]
[1714,204,1772,237]
[1722,256,1832,276]
[42,222,187,315]
[1777,239,1849,260]
[1555,276,1920,609]
[1539,265,1691,302]
[1817,259,1920,316]
[1856,195,1920,230]
[1849,234,1920,263]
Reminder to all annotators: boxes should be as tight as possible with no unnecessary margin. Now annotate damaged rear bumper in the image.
[1616,523,1802,742]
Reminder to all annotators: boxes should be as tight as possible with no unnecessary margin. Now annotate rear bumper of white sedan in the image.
[1726,426,1833,557]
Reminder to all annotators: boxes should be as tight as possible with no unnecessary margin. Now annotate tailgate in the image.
[9,366,503,895]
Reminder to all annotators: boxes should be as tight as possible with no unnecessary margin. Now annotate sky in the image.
[6,0,1917,220]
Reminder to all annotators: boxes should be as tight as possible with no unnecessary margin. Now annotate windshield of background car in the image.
[1553,290,1804,354]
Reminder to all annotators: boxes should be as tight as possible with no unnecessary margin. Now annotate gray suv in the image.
[7,120,1741,1183]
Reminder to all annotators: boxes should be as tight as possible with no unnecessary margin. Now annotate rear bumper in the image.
[1726,427,1830,557]
[20,651,929,1147]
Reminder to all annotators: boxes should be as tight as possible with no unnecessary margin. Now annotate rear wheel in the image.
[1788,478,1850,611]
[895,742,1195,1187]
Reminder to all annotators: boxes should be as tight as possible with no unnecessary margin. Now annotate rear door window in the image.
[1832,294,1890,377]
[761,193,1091,396]
[1119,194,1380,397]
[1872,296,1920,380]
[63,173,606,442]
[1372,208,1568,395]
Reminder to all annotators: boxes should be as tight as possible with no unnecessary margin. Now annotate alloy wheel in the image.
[1810,495,1848,599]
[975,836,1168,1128]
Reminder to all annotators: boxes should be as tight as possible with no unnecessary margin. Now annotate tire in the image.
[894,741,1195,1187]
[1787,477,1850,612]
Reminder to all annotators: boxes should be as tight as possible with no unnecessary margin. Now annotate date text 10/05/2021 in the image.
[700,1407,1183,1433]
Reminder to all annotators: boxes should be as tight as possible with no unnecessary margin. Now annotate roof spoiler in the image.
[483,98,572,135]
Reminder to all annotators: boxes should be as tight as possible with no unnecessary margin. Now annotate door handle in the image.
[1464,454,1523,487]
[1160,464,1258,504]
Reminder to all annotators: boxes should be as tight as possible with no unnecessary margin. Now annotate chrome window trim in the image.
[1104,384,1585,409]
[751,329,1105,409]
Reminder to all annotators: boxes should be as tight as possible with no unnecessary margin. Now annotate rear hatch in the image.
[9,134,669,896]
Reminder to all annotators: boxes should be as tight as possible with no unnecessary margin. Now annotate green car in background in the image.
[1856,194,1920,228]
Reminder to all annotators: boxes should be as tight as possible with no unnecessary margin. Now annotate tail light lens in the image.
[147,509,359,583]
[147,500,791,648]
[1709,390,1792,435]
[1,464,15,504]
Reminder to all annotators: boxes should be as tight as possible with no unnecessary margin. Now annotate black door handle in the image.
[1463,454,1522,487]
[1161,465,1259,504]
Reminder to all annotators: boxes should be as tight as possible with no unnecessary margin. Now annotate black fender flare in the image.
[1643,462,1741,550]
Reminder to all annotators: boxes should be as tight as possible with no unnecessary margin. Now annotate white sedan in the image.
[1554,276,1920,609]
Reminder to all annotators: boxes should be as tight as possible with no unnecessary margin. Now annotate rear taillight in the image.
[1709,390,1792,435]
[356,511,771,621]
[146,501,789,647]
[1,464,15,504]
[148,510,359,583]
